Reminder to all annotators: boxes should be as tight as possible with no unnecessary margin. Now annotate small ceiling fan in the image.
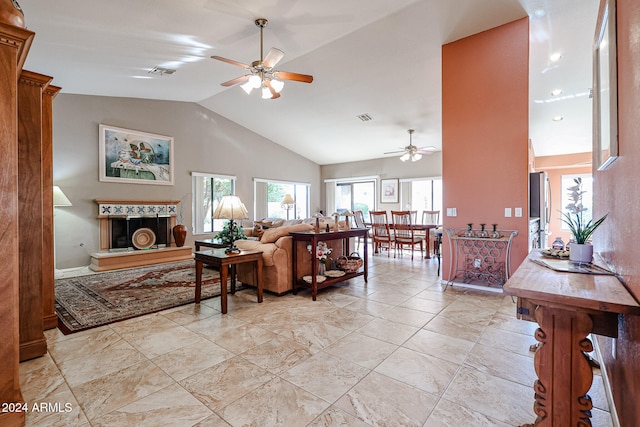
[385,129,437,162]
[211,18,313,99]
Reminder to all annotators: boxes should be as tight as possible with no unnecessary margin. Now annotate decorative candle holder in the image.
[465,223,474,237]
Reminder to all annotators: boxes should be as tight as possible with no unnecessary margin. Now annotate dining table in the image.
[365,222,439,259]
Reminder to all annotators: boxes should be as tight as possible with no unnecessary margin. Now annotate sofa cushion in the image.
[235,239,278,266]
[260,223,313,243]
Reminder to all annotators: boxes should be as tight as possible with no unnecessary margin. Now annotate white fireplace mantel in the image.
[90,199,192,271]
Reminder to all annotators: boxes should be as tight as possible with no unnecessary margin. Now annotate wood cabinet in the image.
[0,18,35,427]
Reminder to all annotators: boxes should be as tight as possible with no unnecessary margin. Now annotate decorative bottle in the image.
[465,223,473,237]
[551,237,565,250]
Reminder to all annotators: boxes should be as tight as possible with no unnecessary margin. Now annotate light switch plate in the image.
[515,207,523,217]
[446,207,457,217]
[505,208,512,217]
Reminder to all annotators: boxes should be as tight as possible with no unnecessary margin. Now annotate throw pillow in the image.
[260,223,313,243]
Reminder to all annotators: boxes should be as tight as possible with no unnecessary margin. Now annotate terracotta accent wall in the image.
[593,0,640,423]
[441,18,529,281]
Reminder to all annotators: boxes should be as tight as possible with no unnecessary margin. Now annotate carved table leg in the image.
[522,305,594,426]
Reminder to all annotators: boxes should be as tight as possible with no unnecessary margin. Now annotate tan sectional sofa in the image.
[235,223,314,295]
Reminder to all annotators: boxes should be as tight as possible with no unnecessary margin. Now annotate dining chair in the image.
[422,210,441,257]
[352,210,367,250]
[421,210,440,225]
[434,227,443,275]
[369,210,394,257]
[391,210,424,260]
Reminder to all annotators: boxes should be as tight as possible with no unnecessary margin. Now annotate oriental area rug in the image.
[55,260,233,334]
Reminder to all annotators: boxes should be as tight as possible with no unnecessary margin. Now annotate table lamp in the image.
[281,194,295,220]
[342,210,354,230]
[213,195,248,253]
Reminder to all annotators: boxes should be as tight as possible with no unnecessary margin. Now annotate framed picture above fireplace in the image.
[99,124,175,185]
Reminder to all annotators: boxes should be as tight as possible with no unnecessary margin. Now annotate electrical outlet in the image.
[504,208,512,217]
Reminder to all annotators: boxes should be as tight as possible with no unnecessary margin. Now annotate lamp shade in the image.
[281,194,294,205]
[212,195,248,220]
[53,186,72,206]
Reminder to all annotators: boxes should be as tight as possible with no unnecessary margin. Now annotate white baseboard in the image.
[593,336,620,427]
[440,279,504,294]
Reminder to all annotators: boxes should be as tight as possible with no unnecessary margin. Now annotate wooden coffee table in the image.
[194,249,263,314]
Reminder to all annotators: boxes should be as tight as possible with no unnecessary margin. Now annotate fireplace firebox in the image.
[108,215,171,251]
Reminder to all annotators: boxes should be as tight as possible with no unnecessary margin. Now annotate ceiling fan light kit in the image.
[212,18,313,100]
[385,129,435,162]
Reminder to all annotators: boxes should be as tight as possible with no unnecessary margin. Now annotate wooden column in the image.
[18,70,52,361]
[42,84,60,330]
[0,20,34,427]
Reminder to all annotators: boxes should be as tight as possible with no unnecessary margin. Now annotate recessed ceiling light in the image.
[551,89,563,96]
[549,53,562,62]
[552,116,564,121]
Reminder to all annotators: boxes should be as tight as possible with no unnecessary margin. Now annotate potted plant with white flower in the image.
[307,241,332,276]
[561,177,607,263]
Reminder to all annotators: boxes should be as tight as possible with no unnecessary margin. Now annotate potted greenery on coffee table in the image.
[217,220,247,245]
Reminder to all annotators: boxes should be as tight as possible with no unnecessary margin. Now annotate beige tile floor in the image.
[22,251,615,426]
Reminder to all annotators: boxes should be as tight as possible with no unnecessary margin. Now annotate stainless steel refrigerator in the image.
[529,171,550,249]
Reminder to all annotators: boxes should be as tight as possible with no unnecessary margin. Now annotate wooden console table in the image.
[290,228,368,300]
[504,250,640,426]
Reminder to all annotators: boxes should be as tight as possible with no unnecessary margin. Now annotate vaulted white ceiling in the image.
[20,0,599,165]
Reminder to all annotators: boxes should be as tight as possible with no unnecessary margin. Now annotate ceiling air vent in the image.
[357,113,373,122]
[148,66,176,76]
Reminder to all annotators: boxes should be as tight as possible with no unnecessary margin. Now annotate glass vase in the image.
[318,261,326,276]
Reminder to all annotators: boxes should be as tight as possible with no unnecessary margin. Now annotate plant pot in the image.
[172,224,187,247]
[569,243,593,264]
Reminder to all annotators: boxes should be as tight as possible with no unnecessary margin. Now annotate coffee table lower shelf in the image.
[293,270,364,300]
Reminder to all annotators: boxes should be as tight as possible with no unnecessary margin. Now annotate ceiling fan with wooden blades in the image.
[211,18,313,99]
[384,129,437,162]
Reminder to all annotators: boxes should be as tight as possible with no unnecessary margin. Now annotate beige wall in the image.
[53,94,321,268]
[320,152,443,212]
[593,0,640,422]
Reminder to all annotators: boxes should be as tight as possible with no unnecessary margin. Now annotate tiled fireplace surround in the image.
[90,199,193,271]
